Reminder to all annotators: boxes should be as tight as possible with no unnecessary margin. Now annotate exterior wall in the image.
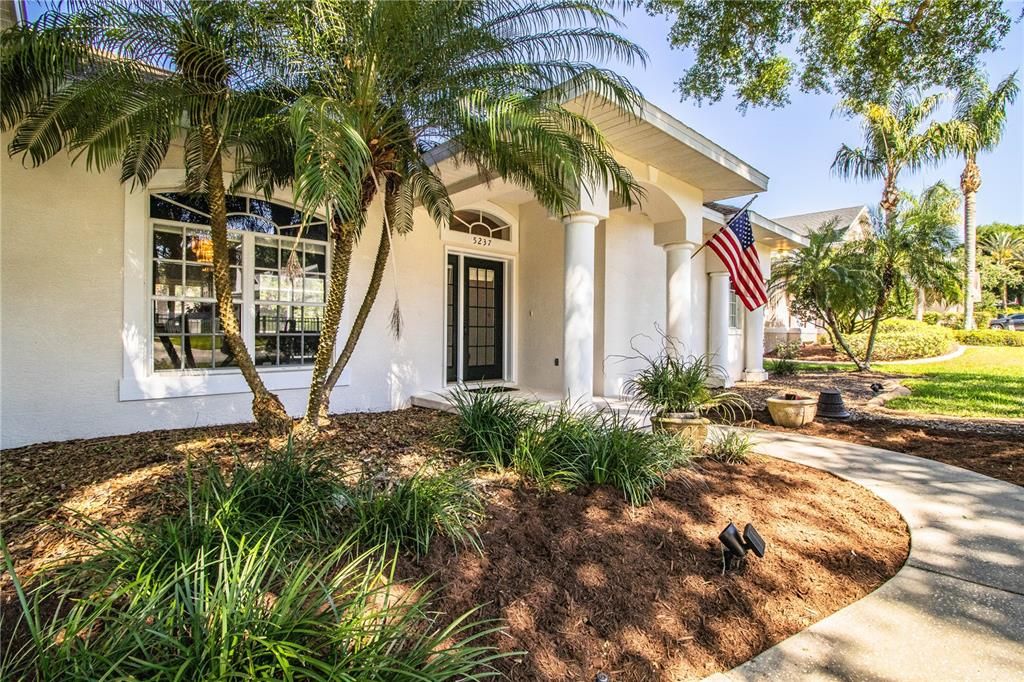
[598,212,666,399]
[515,202,564,394]
[0,144,446,448]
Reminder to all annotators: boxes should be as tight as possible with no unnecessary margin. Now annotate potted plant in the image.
[766,392,818,428]
[624,347,748,448]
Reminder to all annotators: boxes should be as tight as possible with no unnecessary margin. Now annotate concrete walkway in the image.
[706,429,1024,682]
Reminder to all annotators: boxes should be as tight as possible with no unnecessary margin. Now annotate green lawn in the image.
[882,346,1024,418]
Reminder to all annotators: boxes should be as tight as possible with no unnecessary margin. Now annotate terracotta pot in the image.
[766,394,817,428]
[651,412,710,447]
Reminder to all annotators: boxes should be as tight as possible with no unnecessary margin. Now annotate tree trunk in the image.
[295,219,356,438]
[862,294,887,370]
[915,288,926,321]
[961,156,981,330]
[200,123,291,434]
[823,310,865,370]
[321,210,391,412]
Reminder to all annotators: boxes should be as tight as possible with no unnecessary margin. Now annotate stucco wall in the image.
[515,202,564,394]
[0,145,445,448]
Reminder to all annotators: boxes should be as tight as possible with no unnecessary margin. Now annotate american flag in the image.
[706,210,768,311]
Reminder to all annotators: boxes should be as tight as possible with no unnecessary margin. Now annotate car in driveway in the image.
[988,313,1024,331]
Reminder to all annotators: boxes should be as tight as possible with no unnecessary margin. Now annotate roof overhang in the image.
[703,205,808,250]
[424,89,769,203]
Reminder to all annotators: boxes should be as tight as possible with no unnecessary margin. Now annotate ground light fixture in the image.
[718,522,766,574]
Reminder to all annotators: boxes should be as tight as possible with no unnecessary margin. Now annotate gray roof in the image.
[773,206,868,235]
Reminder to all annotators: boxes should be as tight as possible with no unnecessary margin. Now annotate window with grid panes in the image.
[150,192,328,371]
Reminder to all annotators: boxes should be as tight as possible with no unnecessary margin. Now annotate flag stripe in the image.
[704,209,767,311]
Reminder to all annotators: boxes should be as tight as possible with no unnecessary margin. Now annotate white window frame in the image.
[440,202,519,256]
[728,288,744,331]
[119,170,351,401]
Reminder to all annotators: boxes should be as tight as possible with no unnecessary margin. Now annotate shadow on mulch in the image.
[399,457,908,681]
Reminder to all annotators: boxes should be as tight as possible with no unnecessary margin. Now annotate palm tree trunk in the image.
[962,156,981,330]
[295,219,356,437]
[321,212,391,413]
[823,310,865,370]
[915,288,925,321]
[200,123,291,434]
[862,292,887,370]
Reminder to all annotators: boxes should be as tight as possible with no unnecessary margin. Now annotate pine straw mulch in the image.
[2,409,909,681]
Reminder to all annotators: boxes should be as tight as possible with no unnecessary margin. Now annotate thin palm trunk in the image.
[296,220,356,436]
[321,214,391,413]
[823,310,865,370]
[915,287,926,321]
[963,188,978,329]
[201,123,291,433]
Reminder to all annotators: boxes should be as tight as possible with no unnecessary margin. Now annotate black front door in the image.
[462,257,504,381]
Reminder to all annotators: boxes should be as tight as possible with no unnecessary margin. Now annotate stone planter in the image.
[766,394,818,428]
[651,412,710,447]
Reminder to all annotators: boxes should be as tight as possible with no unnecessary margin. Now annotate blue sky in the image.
[614,4,1024,227]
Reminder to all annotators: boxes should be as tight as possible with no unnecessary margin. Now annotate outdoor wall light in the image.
[718,522,766,574]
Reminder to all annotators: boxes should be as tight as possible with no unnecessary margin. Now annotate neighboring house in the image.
[0,93,806,448]
[763,205,871,349]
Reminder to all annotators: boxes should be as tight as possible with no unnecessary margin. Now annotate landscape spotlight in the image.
[718,522,766,573]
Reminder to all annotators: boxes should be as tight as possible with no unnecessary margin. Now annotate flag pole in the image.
[690,194,759,260]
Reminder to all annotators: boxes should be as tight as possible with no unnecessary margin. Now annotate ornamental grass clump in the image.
[443,386,533,468]
[1,531,503,681]
[704,430,754,464]
[338,463,485,557]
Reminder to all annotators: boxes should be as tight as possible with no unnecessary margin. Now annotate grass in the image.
[775,346,1023,419]
[883,346,1024,418]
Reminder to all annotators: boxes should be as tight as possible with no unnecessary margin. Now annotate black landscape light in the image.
[718,522,766,574]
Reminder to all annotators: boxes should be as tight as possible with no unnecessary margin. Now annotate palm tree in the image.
[951,72,1019,329]
[279,0,646,435]
[832,87,951,224]
[980,229,1024,309]
[769,223,876,369]
[1,0,294,433]
[859,183,961,367]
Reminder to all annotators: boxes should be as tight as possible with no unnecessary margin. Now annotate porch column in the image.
[665,242,697,352]
[563,212,600,402]
[742,304,768,382]
[743,252,769,382]
[708,271,731,387]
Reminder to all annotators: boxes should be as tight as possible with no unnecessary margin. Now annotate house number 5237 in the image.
[472,236,492,247]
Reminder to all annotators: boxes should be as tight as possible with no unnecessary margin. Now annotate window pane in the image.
[303,276,325,303]
[255,335,277,365]
[153,262,183,297]
[150,194,208,224]
[256,271,279,300]
[255,242,278,269]
[183,301,216,334]
[184,265,214,298]
[182,334,214,369]
[304,244,326,274]
[154,300,182,334]
[153,334,184,370]
[153,227,183,260]
[228,214,276,234]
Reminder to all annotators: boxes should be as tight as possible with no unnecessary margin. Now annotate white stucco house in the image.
[0,92,808,449]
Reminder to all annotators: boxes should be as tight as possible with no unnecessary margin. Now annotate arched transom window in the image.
[150,192,328,372]
[449,209,511,241]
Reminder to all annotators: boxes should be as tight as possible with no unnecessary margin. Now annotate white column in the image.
[707,271,732,388]
[563,213,600,402]
[665,242,696,353]
[742,304,768,382]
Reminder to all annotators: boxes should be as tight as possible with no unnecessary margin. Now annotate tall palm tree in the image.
[951,72,1019,329]
[980,229,1024,309]
[832,87,951,224]
[279,0,646,435]
[1,0,295,433]
[859,182,961,367]
[769,223,876,369]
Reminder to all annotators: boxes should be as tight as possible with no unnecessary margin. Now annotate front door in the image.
[447,255,505,382]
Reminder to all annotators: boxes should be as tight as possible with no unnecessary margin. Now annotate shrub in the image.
[705,430,754,464]
[769,341,801,376]
[339,464,484,557]
[443,386,533,468]
[2,531,501,680]
[847,319,956,360]
[585,415,695,505]
[623,350,748,420]
[953,329,1024,347]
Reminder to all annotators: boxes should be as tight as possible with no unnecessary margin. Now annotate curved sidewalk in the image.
[706,429,1024,682]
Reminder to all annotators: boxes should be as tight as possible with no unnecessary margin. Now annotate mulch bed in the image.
[401,457,906,681]
[1,409,909,680]
[724,371,1024,487]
